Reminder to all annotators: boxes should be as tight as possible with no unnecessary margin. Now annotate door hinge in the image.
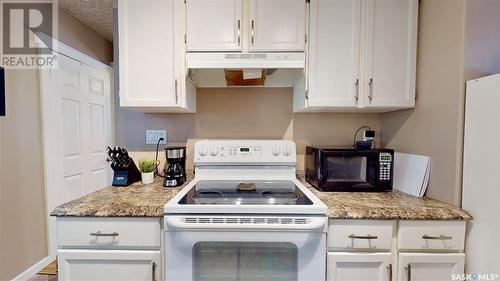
[305,34,307,43]
[305,90,309,99]
[305,0,310,3]
[415,89,418,100]
[184,34,187,44]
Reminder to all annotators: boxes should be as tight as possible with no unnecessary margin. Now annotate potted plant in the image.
[138,159,156,184]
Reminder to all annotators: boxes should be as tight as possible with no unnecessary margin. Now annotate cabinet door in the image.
[248,0,305,51]
[186,0,243,51]
[307,0,361,109]
[58,250,161,281]
[398,253,465,281]
[327,252,392,281]
[363,0,418,108]
[118,0,178,108]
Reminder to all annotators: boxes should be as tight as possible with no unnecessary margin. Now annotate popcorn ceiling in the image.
[60,0,114,41]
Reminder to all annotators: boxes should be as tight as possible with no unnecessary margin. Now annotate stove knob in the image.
[199,146,208,156]
[272,146,281,156]
[283,145,291,156]
[210,146,219,156]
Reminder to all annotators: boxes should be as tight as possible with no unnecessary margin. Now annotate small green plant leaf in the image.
[138,159,156,173]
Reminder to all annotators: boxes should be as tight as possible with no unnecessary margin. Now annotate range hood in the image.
[186,52,305,87]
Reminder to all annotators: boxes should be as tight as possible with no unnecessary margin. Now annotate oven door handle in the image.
[165,216,327,231]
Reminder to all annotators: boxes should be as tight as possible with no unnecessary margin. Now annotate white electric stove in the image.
[164,140,327,281]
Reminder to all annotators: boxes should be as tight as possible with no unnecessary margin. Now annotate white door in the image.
[248,0,305,52]
[327,252,391,281]
[363,0,418,108]
[58,250,161,281]
[118,0,178,107]
[186,0,243,51]
[41,54,112,257]
[307,0,361,109]
[398,253,465,281]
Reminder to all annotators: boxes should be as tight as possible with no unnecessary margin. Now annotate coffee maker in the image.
[163,146,186,187]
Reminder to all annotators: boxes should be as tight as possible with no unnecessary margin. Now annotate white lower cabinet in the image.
[58,250,161,281]
[56,217,162,281]
[397,253,465,281]
[327,252,392,281]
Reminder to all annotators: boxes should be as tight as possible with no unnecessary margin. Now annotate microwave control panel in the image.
[379,153,392,181]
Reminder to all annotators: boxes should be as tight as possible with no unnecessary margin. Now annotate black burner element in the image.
[179,180,313,206]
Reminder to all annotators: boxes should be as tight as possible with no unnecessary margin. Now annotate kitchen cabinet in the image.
[327,252,391,281]
[58,250,161,281]
[363,0,418,109]
[248,0,306,52]
[56,217,162,281]
[397,253,465,281]
[186,0,243,51]
[118,0,195,112]
[294,0,418,113]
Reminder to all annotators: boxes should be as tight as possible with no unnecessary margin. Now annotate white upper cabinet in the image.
[295,0,418,113]
[363,0,418,109]
[118,0,195,112]
[248,0,306,52]
[186,0,243,51]
[307,0,361,109]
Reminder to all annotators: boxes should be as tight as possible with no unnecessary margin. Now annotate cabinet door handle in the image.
[152,262,157,281]
[237,20,241,46]
[368,78,373,103]
[348,234,378,240]
[387,264,392,281]
[405,264,411,281]
[89,231,119,237]
[174,79,178,104]
[251,20,255,45]
[354,78,359,102]
[422,234,453,240]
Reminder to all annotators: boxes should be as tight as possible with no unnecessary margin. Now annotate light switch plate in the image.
[146,129,167,145]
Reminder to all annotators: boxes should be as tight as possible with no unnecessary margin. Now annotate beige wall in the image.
[463,0,500,80]
[0,9,112,280]
[116,88,381,171]
[59,8,113,64]
[381,0,500,206]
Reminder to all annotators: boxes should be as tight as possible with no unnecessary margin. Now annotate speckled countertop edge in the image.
[51,172,472,220]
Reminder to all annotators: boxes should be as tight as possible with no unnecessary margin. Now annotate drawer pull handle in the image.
[422,234,452,240]
[388,264,392,281]
[152,262,157,281]
[349,234,378,240]
[406,264,411,281]
[89,231,119,237]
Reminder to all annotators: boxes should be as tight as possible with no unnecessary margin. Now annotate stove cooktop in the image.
[178,180,313,205]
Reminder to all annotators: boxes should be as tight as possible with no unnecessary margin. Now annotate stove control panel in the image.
[194,140,296,165]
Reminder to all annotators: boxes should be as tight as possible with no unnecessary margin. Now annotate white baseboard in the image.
[11,256,54,281]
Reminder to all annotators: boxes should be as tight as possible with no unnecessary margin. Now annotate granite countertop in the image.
[50,175,192,217]
[51,174,472,220]
[298,177,472,221]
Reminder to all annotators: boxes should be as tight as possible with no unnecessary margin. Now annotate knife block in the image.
[111,159,141,186]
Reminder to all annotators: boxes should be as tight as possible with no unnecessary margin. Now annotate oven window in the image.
[325,156,367,182]
[193,242,298,281]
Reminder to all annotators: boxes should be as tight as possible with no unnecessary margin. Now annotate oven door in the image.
[164,215,327,281]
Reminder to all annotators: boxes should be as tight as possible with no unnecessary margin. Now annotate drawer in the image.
[57,217,161,249]
[397,220,466,251]
[328,220,394,250]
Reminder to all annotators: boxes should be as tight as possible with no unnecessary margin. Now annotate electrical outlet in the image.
[146,129,167,145]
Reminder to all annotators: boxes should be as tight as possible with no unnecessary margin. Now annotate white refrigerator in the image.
[462,73,500,274]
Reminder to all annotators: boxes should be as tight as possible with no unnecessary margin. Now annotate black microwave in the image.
[305,147,394,192]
